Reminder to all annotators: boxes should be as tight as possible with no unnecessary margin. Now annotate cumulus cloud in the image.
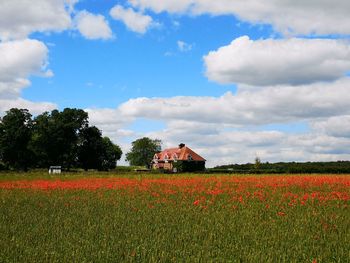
[204,36,350,86]
[129,0,350,35]
[85,107,137,165]
[0,39,51,80]
[0,79,30,100]
[0,0,74,40]
[83,77,350,166]
[0,39,52,98]
[311,116,350,138]
[0,39,56,115]
[75,10,113,40]
[0,98,56,116]
[143,120,350,167]
[110,5,154,34]
[85,108,135,141]
[118,78,350,126]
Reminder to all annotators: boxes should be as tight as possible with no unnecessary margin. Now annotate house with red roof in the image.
[151,143,206,172]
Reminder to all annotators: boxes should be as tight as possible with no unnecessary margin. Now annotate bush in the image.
[173,161,205,172]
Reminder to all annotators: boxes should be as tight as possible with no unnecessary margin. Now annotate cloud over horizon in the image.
[118,78,350,126]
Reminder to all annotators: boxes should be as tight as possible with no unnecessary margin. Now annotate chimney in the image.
[179,143,185,149]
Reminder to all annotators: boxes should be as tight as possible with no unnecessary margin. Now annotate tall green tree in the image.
[30,112,52,167]
[0,108,33,171]
[101,137,122,170]
[78,126,104,171]
[78,127,123,171]
[126,137,161,167]
[31,108,88,168]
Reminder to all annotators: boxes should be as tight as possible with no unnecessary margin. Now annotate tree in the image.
[31,108,88,169]
[78,128,123,171]
[126,137,161,167]
[30,112,52,167]
[254,156,261,170]
[0,108,33,171]
[78,126,104,171]
[101,137,122,170]
[54,108,88,169]
[0,107,122,171]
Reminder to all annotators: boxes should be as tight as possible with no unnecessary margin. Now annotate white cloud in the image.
[129,0,192,13]
[0,98,56,116]
[118,78,350,126]
[110,5,154,34]
[84,77,350,166]
[0,79,30,100]
[0,0,74,40]
[0,39,52,98]
[0,39,56,115]
[311,116,350,138]
[75,10,113,40]
[177,40,193,52]
[85,107,137,165]
[85,108,135,141]
[0,39,50,81]
[112,77,350,165]
[129,0,350,35]
[143,120,350,167]
[204,36,350,86]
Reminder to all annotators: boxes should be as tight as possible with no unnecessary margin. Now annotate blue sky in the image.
[26,11,267,108]
[1,0,350,166]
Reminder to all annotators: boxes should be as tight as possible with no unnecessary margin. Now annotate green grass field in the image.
[0,173,349,262]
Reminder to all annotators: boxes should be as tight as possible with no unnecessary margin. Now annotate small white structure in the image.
[49,166,62,174]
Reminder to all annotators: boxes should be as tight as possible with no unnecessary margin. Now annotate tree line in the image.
[0,108,122,171]
[212,161,350,174]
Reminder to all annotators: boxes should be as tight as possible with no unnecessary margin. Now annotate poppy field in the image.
[0,173,349,262]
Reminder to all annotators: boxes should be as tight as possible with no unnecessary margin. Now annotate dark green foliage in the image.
[78,126,105,171]
[0,109,33,171]
[254,156,261,170]
[77,128,123,171]
[101,137,122,170]
[126,137,161,167]
[213,161,350,174]
[173,161,206,172]
[0,108,122,171]
[31,108,88,169]
[30,112,51,167]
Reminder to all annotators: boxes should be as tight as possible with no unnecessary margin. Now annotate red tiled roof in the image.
[154,146,206,162]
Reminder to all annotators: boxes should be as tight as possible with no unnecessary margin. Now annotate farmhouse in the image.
[152,143,206,172]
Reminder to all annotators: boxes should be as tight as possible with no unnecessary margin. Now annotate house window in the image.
[153,154,159,163]
[164,154,169,162]
[173,154,178,162]
[187,154,193,161]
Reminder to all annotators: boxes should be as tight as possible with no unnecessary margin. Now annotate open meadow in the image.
[0,172,349,262]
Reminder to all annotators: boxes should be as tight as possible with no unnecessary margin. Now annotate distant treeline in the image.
[211,161,350,174]
[0,108,122,171]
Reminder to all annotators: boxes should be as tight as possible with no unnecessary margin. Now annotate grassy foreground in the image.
[0,173,349,262]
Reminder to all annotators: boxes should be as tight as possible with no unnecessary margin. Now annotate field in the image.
[0,173,349,262]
